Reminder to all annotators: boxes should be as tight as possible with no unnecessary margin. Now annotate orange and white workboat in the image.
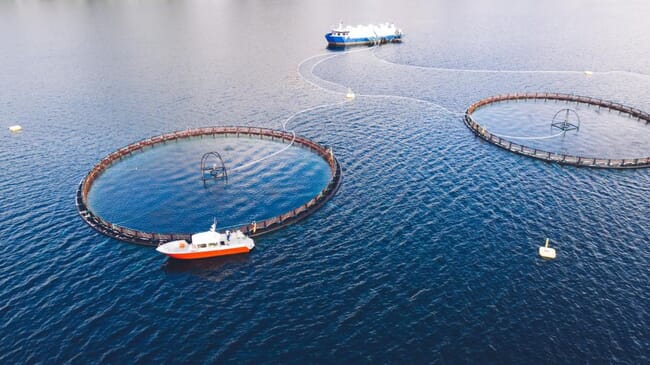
[156,221,255,260]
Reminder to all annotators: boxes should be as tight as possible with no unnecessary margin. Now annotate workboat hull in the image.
[156,226,255,260]
[164,246,251,260]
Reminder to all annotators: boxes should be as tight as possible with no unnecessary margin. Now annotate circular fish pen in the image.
[76,126,342,246]
[464,93,650,169]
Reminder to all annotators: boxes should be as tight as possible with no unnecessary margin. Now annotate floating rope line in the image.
[298,49,466,118]
[221,48,378,174]
[229,101,348,173]
[372,48,650,79]
[298,46,382,95]
[220,101,349,229]
[112,196,176,226]
[299,45,650,126]
[297,45,650,171]
[110,46,650,231]
[488,130,568,140]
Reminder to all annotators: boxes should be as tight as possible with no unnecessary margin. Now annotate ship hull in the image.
[163,246,251,260]
[156,236,254,260]
[325,34,402,47]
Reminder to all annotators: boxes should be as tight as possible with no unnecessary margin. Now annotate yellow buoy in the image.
[538,238,556,259]
[9,125,22,132]
[584,70,594,76]
[346,88,355,100]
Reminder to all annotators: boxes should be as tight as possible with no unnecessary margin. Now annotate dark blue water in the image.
[88,136,332,233]
[1,1,649,363]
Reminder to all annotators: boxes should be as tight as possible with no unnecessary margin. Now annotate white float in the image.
[346,88,355,100]
[538,238,556,259]
[9,125,22,132]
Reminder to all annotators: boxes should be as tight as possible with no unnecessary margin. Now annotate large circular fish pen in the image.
[76,126,342,246]
[464,93,650,168]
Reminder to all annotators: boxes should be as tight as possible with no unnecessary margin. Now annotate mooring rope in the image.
[488,130,568,140]
[299,46,382,95]
[112,70,352,226]
[298,49,466,118]
[371,48,650,79]
[224,48,381,174]
[302,48,650,144]
[229,101,348,173]
[229,47,384,172]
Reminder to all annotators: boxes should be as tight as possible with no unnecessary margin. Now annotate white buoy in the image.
[346,88,355,100]
[9,125,22,132]
[584,70,594,76]
[538,238,556,259]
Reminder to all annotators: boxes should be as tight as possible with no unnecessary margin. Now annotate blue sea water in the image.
[1,1,649,364]
[471,100,650,158]
[88,136,332,233]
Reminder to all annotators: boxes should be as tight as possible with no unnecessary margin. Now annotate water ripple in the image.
[1,2,649,364]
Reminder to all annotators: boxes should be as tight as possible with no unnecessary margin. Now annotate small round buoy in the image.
[538,238,556,259]
[346,88,355,100]
[9,125,22,132]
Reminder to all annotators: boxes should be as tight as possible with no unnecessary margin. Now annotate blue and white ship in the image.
[325,22,403,47]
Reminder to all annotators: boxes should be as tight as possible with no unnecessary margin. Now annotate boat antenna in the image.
[211,218,217,232]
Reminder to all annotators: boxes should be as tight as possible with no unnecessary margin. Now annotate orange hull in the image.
[166,246,251,260]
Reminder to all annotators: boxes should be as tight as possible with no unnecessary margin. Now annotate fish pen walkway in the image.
[464,93,650,169]
[76,126,342,246]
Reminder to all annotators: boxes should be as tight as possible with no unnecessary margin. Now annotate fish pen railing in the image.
[76,126,342,246]
[464,93,650,169]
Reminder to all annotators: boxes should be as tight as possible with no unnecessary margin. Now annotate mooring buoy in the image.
[538,238,556,259]
[584,70,594,76]
[9,125,22,132]
[346,88,355,100]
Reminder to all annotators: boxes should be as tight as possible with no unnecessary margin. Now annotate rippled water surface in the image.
[471,100,650,158]
[1,1,649,364]
[89,136,332,232]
